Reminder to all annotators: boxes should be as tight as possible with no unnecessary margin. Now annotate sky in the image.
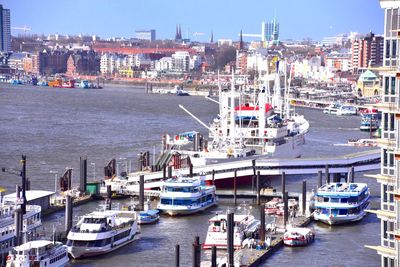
[4,0,384,42]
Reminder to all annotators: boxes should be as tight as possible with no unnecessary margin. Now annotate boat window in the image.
[321,208,329,215]
[330,198,340,203]
[348,196,358,203]
[340,198,348,203]
[161,198,172,205]
[338,209,347,215]
[323,197,329,202]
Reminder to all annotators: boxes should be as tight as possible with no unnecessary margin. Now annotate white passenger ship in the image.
[6,240,69,267]
[0,204,42,257]
[157,177,217,216]
[66,209,138,258]
[203,214,260,249]
[313,182,370,225]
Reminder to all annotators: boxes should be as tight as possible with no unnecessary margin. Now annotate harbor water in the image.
[0,84,380,266]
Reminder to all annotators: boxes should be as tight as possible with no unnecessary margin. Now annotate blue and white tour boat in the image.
[157,177,217,216]
[313,182,370,225]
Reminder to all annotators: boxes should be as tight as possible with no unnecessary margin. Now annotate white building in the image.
[366,1,400,266]
[217,39,233,47]
[172,51,190,72]
[155,57,172,71]
[100,53,117,74]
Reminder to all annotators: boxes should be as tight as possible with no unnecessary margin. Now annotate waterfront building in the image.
[66,51,100,76]
[171,51,190,72]
[0,5,10,52]
[355,70,381,97]
[135,29,156,41]
[351,32,384,71]
[8,52,26,71]
[155,57,172,71]
[100,53,117,75]
[324,51,352,72]
[217,39,233,47]
[365,1,400,266]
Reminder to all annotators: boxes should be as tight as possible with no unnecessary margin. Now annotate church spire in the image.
[210,30,214,43]
[239,30,244,50]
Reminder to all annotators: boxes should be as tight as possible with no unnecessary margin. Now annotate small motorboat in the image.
[265,198,282,215]
[283,227,315,246]
[138,209,160,225]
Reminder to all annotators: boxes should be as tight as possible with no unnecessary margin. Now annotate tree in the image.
[212,46,236,70]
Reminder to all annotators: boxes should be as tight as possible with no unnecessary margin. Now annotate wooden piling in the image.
[281,172,286,199]
[175,244,180,267]
[325,164,330,184]
[350,166,355,183]
[212,169,215,185]
[227,212,234,267]
[211,245,217,267]
[14,208,22,246]
[65,195,73,235]
[260,204,266,243]
[252,159,256,192]
[256,171,261,205]
[283,191,288,228]
[302,180,307,215]
[163,164,167,179]
[106,185,112,210]
[139,175,144,211]
[234,170,237,206]
[189,164,193,178]
[168,166,173,178]
[318,170,322,188]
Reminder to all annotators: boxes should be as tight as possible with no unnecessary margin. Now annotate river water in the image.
[0,84,380,266]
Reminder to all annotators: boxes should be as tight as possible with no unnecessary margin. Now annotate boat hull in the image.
[314,211,367,225]
[159,202,216,216]
[67,234,137,259]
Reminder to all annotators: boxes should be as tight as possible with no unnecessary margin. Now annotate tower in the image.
[210,31,214,44]
[0,5,10,52]
[366,1,400,266]
[238,30,244,50]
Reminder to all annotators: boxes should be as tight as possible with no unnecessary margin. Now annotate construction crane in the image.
[11,25,31,34]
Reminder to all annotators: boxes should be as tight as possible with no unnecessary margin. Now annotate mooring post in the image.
[233,170,237,206]
[175,244,180,267]
[192,236,200,267]
[168,166,173,178]
[281,171,286,200]
[212,169,215,186]
[350,166,355,183]
[260,204,266,244]
[211,245,217,267]
[106,185,112,210]
[256,171,261,205]
[189,164,193,178]
[21,155,27,214]
[65,195,73,235]
[318,170,322,188]
[283,191,288,229]
[14,207,22,246]
[139,175,144,211]
[163,164,167,179]
[325,164,330,184]
[252,159,256,192]
[196,236,201,266]
[227,212,234,267]
[302,180,307,215]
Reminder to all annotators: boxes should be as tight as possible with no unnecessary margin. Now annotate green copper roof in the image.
[358,70,378,81]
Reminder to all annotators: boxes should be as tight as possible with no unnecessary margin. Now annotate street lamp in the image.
[49,170,58,194]
[90,162,95,181]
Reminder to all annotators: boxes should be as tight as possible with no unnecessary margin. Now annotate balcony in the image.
[365,245,396,257]
[366,209,396,219]
[365,173,395,184]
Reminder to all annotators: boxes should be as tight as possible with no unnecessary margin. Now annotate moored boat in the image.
[6,240,69,267]
[264,197,282,215]
[66,209,138,259]
[138,209,160,225]
[313,182,370,225]
[283,227,315,246]
[203,214,260,249]
[157,177,217,216]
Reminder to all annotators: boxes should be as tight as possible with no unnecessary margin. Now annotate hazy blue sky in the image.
[5,0,383,41]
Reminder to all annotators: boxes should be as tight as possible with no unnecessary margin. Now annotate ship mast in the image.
[229,71,236,145]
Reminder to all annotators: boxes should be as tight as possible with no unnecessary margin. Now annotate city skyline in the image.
[5,0,383,42]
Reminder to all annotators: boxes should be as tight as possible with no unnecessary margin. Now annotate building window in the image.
[386,40,391,58]
[384,113,389,131]
[390,113,395,131]
[385,77,390,95]
[392,40,397,57]
[391,77,396,95]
